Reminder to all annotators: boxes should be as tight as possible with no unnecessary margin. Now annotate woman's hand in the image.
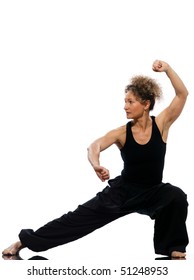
[93,165,110,182]
[152,60,170,73]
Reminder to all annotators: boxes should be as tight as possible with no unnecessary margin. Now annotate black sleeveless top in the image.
[120,116,166,186]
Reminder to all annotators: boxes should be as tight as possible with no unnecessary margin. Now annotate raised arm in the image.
[153,60,189,139]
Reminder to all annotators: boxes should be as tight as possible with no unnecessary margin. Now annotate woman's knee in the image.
[170,185,188,207]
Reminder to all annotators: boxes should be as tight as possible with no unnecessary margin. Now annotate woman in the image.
[2,60,189,258]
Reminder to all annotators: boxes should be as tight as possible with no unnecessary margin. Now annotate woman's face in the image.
[124,90,149,119]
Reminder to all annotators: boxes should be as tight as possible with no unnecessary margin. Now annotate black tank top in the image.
[120,116,166,185]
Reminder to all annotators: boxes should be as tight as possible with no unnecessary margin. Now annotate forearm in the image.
[166,66,189,98]
[87,143,100,168]
[87,143,110,182]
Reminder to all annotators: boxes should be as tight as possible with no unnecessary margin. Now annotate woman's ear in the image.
[144,100,151,111]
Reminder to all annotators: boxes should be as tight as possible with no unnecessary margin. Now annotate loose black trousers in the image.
[19,176,189,256]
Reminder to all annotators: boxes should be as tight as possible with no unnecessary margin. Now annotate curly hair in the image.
[125,75,162,111]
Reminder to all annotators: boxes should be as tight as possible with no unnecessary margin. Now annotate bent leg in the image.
[152,184,189,256]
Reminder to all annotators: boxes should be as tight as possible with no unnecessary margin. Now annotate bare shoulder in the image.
[109,124,127,149]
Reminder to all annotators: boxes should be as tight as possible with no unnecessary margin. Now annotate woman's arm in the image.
[87,126,125,181]
[153,60,189,138]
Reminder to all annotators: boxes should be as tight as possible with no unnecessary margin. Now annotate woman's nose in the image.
[124,103,128,110]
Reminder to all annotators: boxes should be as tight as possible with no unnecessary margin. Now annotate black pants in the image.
[19,176,189,256]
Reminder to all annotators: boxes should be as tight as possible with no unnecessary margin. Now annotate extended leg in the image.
[3,185,123,254]
[19,204,120,252]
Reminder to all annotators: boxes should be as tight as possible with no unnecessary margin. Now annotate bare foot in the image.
[171,251,186,259]
[2,254,23,260]
[2,241,24,256]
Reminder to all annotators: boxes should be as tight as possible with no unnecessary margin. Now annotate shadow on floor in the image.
[2,254,48,260]
[155,256,186,260]
[3,254,187,261]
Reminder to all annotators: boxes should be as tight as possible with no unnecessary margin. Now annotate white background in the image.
[0,0,193,277]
